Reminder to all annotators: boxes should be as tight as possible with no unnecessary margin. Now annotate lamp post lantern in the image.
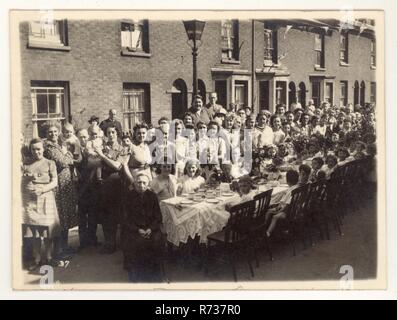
[183,20,206,103]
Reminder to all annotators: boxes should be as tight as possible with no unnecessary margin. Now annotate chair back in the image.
[285,184,310,221]
[325,177,344,208]
[306,181,326,212]
[253,189,273,224]
[225,200,256,243]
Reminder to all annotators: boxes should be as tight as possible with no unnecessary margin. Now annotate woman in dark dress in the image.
[43,122,78,255]
[95,125,126,254]
[121,173,164,282]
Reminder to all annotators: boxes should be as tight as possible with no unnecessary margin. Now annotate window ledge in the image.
[263,60,279,67]
[370,65,376,70]
[314,65,326,71]
[28,42,71,51]
[221,58,241,65]
[121,49,151,58]
[339,61,350,67]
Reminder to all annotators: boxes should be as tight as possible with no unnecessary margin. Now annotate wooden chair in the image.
[273,184,311,256]
[205,200,256,282]
[315,180,344,240]
[250,189,274,266]
[306,181,327,241]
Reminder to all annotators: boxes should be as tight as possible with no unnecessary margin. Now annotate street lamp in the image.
[183,20,206,102]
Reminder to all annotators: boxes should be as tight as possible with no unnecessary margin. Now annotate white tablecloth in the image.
[160,185,289,246]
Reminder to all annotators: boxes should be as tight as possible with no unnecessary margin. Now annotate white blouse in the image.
[178,175,205,194]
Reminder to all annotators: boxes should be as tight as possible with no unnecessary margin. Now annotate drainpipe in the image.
[251,19,256,113]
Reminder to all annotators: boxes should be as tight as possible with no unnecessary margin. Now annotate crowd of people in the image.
[20,92,377,282]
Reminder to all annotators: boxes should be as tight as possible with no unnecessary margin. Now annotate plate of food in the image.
[222,192,235,197]
[180,199,194,205]
[206,198,220,204]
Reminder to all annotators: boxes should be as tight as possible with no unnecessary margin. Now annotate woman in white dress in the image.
[22,138,61,270]
[150,162,178,201]
[124,123,152,185]
[271,115,286,145]
[171,119,189,178]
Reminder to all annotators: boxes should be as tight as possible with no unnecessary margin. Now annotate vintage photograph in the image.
[10,10,385,289]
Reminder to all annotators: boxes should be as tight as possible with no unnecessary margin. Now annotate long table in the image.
[160,185,289,246]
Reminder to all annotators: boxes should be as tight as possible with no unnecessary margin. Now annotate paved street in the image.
[23,196,377,286]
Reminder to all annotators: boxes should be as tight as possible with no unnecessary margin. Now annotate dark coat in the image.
[187,107,211,126]
[121,189,164,268]
[99,118,123,137]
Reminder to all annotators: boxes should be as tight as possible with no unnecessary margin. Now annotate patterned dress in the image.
[22,158,61,238]
[44,140,78,231]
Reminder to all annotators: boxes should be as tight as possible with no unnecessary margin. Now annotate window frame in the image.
[370,82,376,104]
[122,83,151,131]
[314,33,325,69]
[340,32,349,65]
[339,81,348,107]
[30,81,70,138]
[264,27,278,66]
[324,82,334,105]
[370,39,376,68]
[234,80,248,109]
[221,19,239,63]
[275,81,287,106]
[28,19,70,51]
[120,20,151,58]
[311,81,321,108]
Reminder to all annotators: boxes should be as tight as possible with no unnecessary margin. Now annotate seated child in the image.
[225,175,257,210]
[298,164,312,186]
[352,140,367,160]
[177,158,205,194]
[321,154,338,179]
[336,147,354,166]
[86,125,105,181]
[309,157,325,183]
[265,169,300,237]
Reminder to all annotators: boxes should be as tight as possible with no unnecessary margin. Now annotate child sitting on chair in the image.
[86,125,105,181]
[321,154,338,180]
[309,157,325,183]
[265,169,300,237]
[225,175,256,210]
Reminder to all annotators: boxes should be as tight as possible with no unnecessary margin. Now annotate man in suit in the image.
[205,92,227,120]
[188,95,211,127]
[99,109,123,137]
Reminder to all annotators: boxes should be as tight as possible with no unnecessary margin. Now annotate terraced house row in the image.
[19,17,376,138]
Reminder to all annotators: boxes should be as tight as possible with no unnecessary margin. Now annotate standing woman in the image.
[124,123,152,185]
[43,121,78,255]
[22,138,61,269]
[95,125,126,254]
[171,119,189,178]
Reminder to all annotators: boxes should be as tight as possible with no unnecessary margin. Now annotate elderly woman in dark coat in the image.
[121,173,164,282]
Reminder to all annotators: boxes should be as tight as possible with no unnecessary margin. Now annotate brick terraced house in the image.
[19,18,376,139]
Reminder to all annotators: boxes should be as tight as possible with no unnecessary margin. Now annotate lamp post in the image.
[183,20,206,102]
